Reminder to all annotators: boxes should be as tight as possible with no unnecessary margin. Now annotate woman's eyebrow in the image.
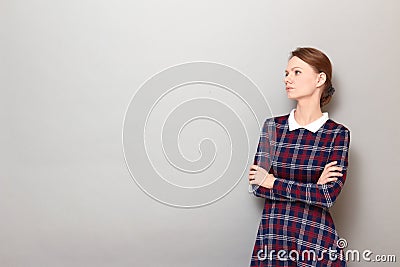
[285,67,303,72]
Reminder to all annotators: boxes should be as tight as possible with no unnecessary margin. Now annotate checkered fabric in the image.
[250,114,350,267]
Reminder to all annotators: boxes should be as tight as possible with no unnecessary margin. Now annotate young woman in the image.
[248,47,350,266]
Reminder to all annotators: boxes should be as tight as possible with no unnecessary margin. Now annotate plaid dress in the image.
[250,113,350,267]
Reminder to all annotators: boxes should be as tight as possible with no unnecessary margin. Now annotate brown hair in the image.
[290,47,334,107]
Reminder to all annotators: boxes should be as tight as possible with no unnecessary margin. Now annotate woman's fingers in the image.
[320,172,342,182]
[326,177,338,183]
[324,161,338,170]
[318,176,338,185]
[326,171,343,178]
[249,166,258,181]
[249,179,257,185]
[249,166,257,182]
[327,166,343,172]
[250,165,259,171]
[318,161,343,185]
[250,165,267,172]
[248,165,269,186]
[325,160,337,167]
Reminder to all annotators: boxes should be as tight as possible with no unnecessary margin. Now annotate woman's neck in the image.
[294,101,323,126]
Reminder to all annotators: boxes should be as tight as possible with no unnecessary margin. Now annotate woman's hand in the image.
[248,165,276,189]
[317,161,343,185]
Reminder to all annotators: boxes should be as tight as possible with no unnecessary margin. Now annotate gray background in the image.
[1,0,399,266]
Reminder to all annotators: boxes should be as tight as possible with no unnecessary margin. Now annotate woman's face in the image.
[284,56,322,101]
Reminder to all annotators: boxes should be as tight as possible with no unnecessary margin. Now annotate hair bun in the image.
[327,85,335,96]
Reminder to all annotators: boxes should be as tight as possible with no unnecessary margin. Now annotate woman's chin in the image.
[286,94,296,100]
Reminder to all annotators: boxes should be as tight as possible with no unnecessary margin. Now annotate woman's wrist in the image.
[261,174,276,189]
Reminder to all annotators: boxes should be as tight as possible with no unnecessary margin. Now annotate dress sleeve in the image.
[271,127,350,209]
[251,119,294,202]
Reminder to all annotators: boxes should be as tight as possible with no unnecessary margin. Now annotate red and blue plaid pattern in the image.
[250,114,350,267]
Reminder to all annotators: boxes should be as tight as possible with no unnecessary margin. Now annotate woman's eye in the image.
[295,70,301,75]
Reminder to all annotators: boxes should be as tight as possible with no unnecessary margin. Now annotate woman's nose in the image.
[284,74,291,84]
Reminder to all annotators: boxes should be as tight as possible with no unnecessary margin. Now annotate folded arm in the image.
[271,127,350,209]
[250,120,350,209]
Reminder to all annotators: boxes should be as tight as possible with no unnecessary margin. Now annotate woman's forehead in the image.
[286,56,312,71]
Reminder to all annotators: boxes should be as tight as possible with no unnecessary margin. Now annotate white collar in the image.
[288,109,329,133]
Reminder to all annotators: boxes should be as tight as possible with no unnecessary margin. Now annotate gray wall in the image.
[1,0,399,266]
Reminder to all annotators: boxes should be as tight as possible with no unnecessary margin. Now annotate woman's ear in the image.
[316,72,327,88]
